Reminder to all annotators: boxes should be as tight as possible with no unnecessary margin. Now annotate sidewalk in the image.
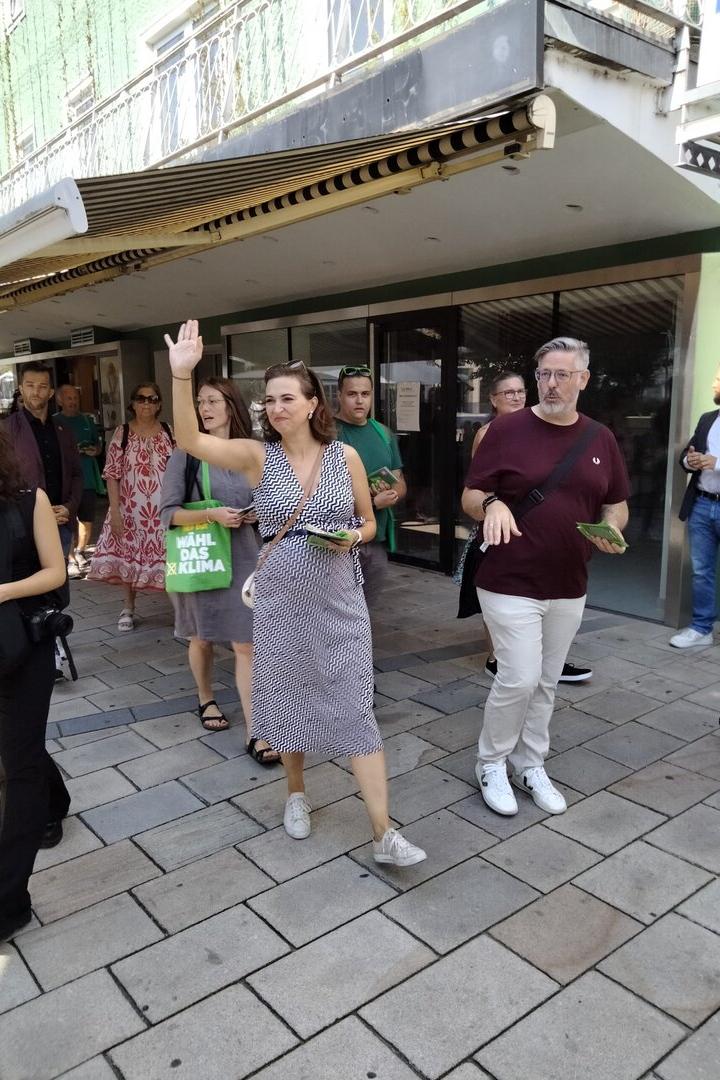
[1,565,719,1080]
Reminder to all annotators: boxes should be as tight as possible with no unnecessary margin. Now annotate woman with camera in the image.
[0,429,70,942]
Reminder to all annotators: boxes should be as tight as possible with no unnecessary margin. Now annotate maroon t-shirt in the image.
[465,409,630,600]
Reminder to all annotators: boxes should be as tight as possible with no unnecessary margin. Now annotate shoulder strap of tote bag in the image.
[255,444,325,574]
[200,460,212,502]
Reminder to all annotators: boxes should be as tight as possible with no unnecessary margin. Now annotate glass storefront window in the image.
[291,319,368,413]
[229,328,289,433]
[0,363,18,417]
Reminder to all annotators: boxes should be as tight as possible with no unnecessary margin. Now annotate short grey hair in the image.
[534,337,590,370]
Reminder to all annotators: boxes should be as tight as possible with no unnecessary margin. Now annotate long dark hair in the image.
[0,427,23,503]
[127,381,163,418]
[261,364,336,445]
[198,377,252,439]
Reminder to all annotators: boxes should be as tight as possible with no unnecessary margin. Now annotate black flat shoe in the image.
[0,906,31,943]
[40,821,63,849]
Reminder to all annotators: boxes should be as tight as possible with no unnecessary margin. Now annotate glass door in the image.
[373,310,456,570]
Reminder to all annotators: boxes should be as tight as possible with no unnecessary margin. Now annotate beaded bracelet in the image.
[481,494,498,513]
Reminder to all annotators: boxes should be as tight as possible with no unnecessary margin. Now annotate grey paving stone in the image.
[17,893,163,991]
[51,676,112,701]
[663,733,720,780]
[583,722,686,770]
[636,700,719,743]
[576,688,661,724]
[544,675,613,703]
[51,731,156,777]
[30,839,162,923]
[361,934,557,1079]
[352,809,497,890]
[431,745,478,785]
[684,681,720,711]
[238,796,373,883]
[248,911,433,1038]
[650,658,720,687]
[383,857,538,953]
[483,823,601,892]
[233,761,358,828]
[416,640,485,662]
[477,971,683,1080]
[374,698,445,737]
[129,693,199,718]
[368,731,446,777]
[449,787,548,837]
[182,753,285,803]
[86,684,162,709]
[58,708,134,736]
[412,679,489,714]
[599,913,720,1027]
[63,767,138,815]
[139,670,219,698]
[677,878,720,935]
[117,740,225,787]
[374,669,436,700]
[543,791,665,855]
[574,840,713,924]
[587,655,654,682]
[545,746,632,794]
[374,651,426,672]
[199,724,250,758]
[0,943,39,1013]
[608,761,720,816]
[547,707,616,751]
[251,1015,418,1080]
[655,1011,720,1080]
[645,803,720,873]
[93,662,161,688]
[620,674,691,704]
[400,659,476,685]
[33,816,103,872]
[109,983,297,1080]
[491,881,642,982]
[385,764,475,824]
[413,706,484,751]
[0,969,145,1080]
[135,802,263,871]
[249,855,396,946]
[57,1056,118,1080]
[58,726,129,748]
[114,903,288,1023]
[129,710,203,748]
[82,780,204,843]
[133,848,272,933]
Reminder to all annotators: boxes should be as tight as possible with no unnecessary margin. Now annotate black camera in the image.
[24,608,74,644]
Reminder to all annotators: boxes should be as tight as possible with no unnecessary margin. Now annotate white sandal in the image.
[117,609,135,632]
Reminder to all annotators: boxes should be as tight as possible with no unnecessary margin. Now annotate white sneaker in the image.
[372,828,427,867]
[283,793,311,839]
[512,767,567,814]
[476,761,518,816]
[669,627,713,649]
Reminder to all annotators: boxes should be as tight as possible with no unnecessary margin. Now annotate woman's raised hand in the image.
[164,321,203,378]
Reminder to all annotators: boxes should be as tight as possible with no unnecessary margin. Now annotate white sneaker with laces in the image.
[669,627,713,649]
[372,828,426,867]
[476,761,518,816]
[512,767,566,814]
[283,793,312,839]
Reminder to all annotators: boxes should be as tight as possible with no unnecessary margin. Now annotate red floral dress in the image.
[88,426,174,591]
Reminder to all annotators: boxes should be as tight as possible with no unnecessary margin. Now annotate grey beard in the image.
[537,400,573,417]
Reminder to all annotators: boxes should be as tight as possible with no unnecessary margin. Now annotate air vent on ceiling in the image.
[13,338,52,357]
[70,326,96,347]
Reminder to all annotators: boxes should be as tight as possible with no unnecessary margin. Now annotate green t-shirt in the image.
[57,413,100,489]
[336,418,402,544]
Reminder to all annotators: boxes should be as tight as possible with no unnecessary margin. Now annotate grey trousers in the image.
[359,542,389,608]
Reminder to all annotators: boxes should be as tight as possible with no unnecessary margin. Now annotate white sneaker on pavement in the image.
[283,793,312,839]
[512,767,567,814]
[372,828,427,866]
[476,761,518,816]
[669,627,713,649]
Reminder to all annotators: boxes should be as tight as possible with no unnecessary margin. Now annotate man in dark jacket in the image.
[3,363,82,555]
[671,372,720,648]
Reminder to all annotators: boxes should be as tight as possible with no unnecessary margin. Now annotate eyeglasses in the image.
[495,389,526,399]
[534,369,582,384]
[339,366,371,378]
[196,396,225,407]
[133,394,160,404]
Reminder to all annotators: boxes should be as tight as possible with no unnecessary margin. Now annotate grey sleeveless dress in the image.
[250,440,382,756]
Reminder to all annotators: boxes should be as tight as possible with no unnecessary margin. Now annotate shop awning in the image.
[0,95,555,310]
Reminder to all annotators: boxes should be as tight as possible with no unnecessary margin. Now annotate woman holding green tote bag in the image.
[160,378,278,764]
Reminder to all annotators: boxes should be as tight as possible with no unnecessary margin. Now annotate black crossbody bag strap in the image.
[512,419,602,524]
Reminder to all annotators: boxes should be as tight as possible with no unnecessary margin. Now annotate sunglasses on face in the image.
[133,394,160,404]
[339,366,371,378]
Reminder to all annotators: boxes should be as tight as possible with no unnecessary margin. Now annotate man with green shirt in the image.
[336,365,406,604]
[55,384,103,577]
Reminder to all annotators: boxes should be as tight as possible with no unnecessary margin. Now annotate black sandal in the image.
[247,737,281,767]
[198,700,229,732]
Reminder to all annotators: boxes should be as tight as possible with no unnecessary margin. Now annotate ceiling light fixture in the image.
[0,178,88,270]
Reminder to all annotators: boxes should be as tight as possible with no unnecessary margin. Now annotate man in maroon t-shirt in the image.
[462,337,629,818]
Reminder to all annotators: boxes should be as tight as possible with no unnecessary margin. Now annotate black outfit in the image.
[0,490,70,924]
[25,413,63,507]
[679,409,719,521]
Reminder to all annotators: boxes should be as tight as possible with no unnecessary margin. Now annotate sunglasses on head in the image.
[134,394,160,404]
[339,366,371,378]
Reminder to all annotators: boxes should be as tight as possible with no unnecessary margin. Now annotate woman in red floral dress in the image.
[88,383,174,631]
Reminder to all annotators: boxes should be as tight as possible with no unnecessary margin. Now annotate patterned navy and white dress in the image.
[250,440,382,756]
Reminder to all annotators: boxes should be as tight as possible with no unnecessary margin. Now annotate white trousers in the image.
[477,589,586,772]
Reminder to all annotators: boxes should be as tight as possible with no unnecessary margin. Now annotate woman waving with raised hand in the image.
[166,320,426,867]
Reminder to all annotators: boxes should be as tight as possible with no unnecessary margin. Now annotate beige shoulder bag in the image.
[241,445,325,609]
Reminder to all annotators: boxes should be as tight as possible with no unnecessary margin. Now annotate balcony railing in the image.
[0,0,498,214]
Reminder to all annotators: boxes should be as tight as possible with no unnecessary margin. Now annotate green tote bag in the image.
[165,460,232,593]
